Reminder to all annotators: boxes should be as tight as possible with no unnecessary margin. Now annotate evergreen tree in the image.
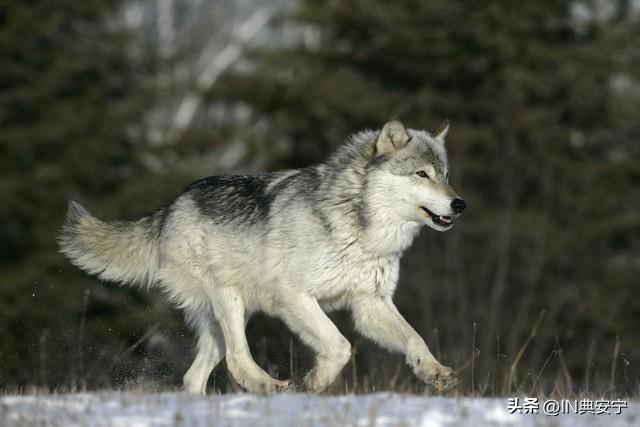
[0,0,169,387]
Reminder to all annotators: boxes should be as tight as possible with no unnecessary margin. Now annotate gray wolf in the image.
[59,119,467,394]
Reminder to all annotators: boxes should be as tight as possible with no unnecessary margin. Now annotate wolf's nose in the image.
[451,198,467,214]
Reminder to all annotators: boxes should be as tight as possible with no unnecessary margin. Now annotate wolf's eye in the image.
[416,171,429,179]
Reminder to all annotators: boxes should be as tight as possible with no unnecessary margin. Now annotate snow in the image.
[1,392,638,427]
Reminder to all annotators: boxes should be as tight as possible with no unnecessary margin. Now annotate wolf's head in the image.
[367,119,466,232]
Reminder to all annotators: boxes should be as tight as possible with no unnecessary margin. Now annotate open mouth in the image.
[420,207,454,227]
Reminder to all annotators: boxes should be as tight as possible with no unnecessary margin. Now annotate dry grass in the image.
[4,295,636,401]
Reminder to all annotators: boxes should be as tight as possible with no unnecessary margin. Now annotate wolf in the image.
[59,119,466,394]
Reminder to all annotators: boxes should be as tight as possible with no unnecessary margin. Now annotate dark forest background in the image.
[1,0,639,396]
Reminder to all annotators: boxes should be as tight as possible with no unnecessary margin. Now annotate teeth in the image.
[421,207,454,226]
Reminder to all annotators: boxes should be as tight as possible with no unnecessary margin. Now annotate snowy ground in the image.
[1,392,638,427]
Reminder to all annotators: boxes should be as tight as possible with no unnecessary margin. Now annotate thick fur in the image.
[59,120,465,394]
[59,202,164,288]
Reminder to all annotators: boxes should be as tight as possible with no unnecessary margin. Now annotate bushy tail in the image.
[58,201,163,288]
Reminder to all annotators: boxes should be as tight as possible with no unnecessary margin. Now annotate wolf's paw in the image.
[303,370,325,393]
[303,368,337,393]
[417,363,458,391]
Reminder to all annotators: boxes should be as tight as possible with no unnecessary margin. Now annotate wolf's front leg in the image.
[273,288,351,392]
[351,295,456,389]
[206,286,291,393]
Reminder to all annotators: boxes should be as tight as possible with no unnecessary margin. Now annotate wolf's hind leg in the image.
[206,286,290,393]
[273,288,351,392]
[183,306,225,395]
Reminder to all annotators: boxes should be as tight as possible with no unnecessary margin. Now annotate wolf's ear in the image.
[432,119,450,144]
[375,120,412,156]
